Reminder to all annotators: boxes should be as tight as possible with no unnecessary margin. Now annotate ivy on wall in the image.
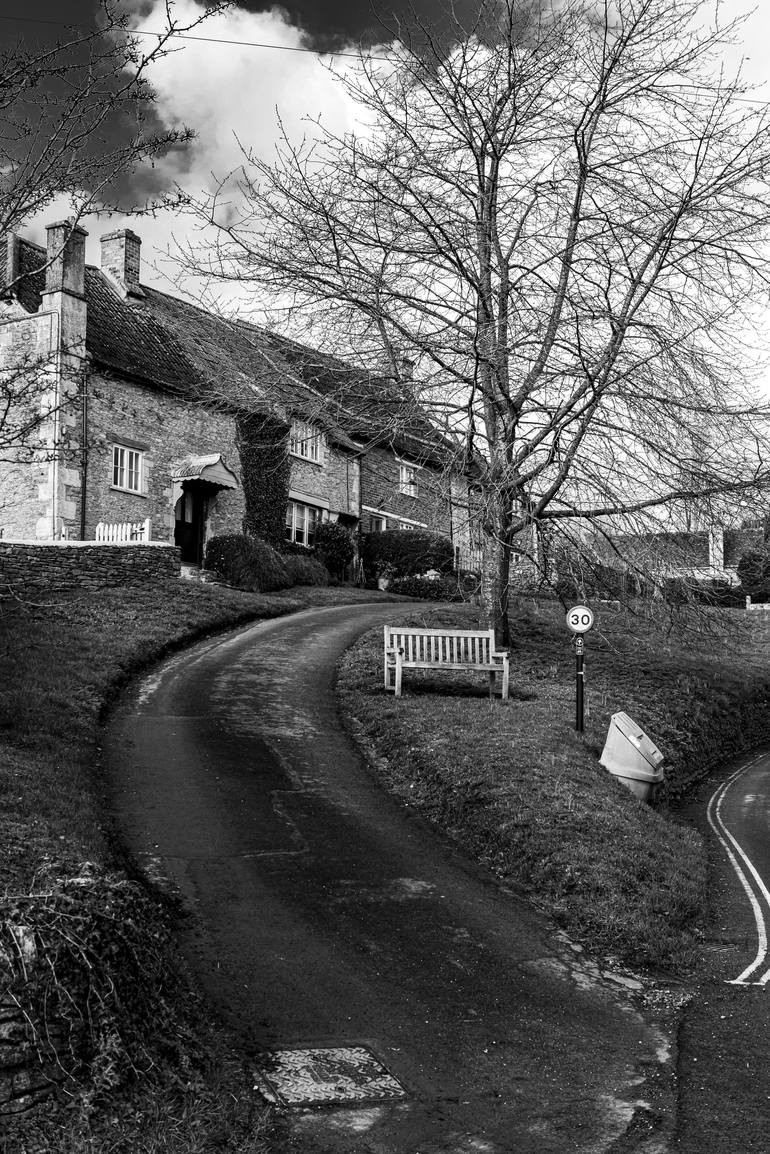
[236,412,291,548]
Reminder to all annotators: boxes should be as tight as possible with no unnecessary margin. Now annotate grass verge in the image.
[337,598,770,973]
[0,579,404,1151]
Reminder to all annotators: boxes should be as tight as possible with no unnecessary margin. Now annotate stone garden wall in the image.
[0,541,180,593]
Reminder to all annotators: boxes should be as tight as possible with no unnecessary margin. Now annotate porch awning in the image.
[171,454,239,489]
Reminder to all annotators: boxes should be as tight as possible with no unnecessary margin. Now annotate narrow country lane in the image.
[104,604,670,1154]
[675,748,770,1152]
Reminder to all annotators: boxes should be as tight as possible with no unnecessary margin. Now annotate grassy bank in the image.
[0,580,402,1152]
[338,599,770,972]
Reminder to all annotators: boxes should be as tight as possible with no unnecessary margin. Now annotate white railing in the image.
[95,517,151,543]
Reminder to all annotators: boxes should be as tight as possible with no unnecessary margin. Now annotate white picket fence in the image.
[95,518,151,543]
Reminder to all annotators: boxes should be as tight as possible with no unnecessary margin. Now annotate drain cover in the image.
[254,1045,408,1107]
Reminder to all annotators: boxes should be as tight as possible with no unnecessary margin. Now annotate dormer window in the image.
[398,461,419,498]
[289,419,324,464]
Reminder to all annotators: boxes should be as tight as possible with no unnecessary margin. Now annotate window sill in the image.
[289,452,325,467]
[110,485,148,498]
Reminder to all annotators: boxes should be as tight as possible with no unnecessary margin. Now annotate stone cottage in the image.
[0,220,472,567]
[259,332,479,567]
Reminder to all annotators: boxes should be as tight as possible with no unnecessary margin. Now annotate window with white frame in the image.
[370,515,386,533]
[112,444,144,493]
[289,419,324,464]
[285,500,327,546]
[398,461,419,497]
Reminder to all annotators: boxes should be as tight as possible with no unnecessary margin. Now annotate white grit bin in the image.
[600,711,664,802]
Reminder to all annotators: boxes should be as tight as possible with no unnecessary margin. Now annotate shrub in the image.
[360,529,454,580]
[737,550,770,601]
[658,576,689,605]
[388,575,463,600]
[283,554,330,586]
[313,521,355,578]
[205,534,290,592]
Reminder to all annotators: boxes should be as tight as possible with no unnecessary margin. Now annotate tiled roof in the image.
[2,238,444,461]
[257,329,451,466]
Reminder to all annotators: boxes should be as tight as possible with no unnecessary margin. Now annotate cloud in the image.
[93,0,364,291]
[17,2,369,298]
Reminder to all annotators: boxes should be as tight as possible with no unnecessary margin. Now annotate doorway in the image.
[174,481,208,564]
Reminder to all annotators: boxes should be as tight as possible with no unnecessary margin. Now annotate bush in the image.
[360,529,454,580]
[283,554,330,586]
[658,576,689,605]
[737,550,770,601]
[687,578,745,607]
[205,534,290,592]
[313,521,355,578]
[388,575,463,600]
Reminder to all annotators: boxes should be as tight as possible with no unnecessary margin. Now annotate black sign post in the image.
[574,635,585,733]
[566,605,593,734]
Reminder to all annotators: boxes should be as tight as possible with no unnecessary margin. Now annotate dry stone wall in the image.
[0,541,180,593]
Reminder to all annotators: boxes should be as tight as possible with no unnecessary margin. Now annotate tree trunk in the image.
[480,530,512,648]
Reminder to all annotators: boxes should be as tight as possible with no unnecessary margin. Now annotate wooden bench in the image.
[384,626,509,699]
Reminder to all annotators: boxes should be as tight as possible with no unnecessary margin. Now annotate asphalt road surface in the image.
[675,748,770,1152]
[104,604,670,1154]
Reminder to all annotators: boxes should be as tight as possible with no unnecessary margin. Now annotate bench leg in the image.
[395,654,403,697]
[488,671,496,696]
[502,660,509,701]
[384,656,392,691]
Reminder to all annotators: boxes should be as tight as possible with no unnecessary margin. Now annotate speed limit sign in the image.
[566,605,594,634]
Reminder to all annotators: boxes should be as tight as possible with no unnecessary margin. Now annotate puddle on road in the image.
[329,877,439,905]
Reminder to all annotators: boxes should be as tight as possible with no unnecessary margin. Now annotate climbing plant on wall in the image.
[236,413,290,549]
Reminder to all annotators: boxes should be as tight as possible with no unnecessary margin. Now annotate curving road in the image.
[673,746,770,1153]
[104,604,669,1154]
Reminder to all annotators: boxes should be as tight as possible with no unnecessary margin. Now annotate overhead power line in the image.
[0,14,364,58]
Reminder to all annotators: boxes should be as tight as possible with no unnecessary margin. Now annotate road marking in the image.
[706,755,770,985]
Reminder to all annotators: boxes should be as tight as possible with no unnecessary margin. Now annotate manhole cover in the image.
[254,1045,408,1107]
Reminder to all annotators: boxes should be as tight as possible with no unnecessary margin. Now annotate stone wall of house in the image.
[289,442,360,517]
[0,541,180,592]
[0,304,60,540]
[80,372,246,544]
[360,446,452,535]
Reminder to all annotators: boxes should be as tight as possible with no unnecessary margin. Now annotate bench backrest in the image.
[385,626,496,665]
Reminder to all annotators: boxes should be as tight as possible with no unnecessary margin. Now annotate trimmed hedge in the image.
[360,529,454,579]
[283,554,330,586]
[205,534,290,592]
[313,522,355,578]
[388,575,462,600]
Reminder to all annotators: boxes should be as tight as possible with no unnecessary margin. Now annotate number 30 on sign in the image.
[566,605,594,634]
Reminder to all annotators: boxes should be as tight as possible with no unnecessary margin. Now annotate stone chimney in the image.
[43,220,87,299]
[3,234,20,298]
[99,228,144,298]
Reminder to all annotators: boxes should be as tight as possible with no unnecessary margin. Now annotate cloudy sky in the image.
[6,0,770,296]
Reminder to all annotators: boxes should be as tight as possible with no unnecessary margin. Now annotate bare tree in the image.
[178,0,770,643]
[0,1,229,246]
